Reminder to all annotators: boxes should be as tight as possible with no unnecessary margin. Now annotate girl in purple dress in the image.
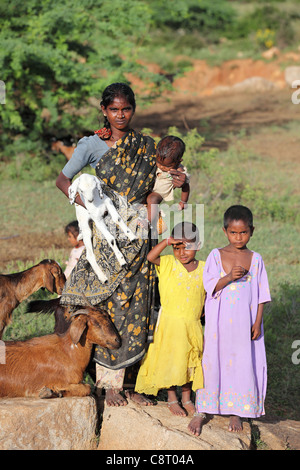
[188,205,271,435]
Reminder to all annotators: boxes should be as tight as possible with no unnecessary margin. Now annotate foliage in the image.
[0,0,164,146]
[148,0,236,37]
[255,28,276,49]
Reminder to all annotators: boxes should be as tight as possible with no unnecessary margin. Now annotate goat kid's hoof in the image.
[39,387,63,399]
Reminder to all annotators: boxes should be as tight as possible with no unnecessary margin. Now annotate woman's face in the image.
[101,95,134,133]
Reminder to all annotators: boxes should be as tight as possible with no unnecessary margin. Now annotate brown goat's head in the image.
[69,307,121,350]
[40,260,66,295]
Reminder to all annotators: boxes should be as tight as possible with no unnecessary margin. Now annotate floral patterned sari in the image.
[60,130,157,370]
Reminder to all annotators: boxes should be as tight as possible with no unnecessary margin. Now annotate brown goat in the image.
[0,306,121,398]
[0,259,66,339]
[51,140,75,161]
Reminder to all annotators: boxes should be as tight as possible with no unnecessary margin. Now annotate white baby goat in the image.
[68,173,136,283]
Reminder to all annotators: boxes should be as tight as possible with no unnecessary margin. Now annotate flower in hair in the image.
[94,127,112,140]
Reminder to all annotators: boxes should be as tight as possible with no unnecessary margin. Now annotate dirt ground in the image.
[1,55,300,271]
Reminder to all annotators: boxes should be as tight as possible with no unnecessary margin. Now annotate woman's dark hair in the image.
[171,222,199,244]
[223,205,253,229]
[65,220,79,236]
[100,82,136,128]
[156,135,186,165]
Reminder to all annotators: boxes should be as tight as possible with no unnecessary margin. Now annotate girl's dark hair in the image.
[223,205,253,229]
[65,220,79,236]
[156,135,185,165]
[171,222,199,244]
[100,82,136,128]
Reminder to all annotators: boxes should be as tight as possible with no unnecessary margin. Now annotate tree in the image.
[0,0,160,145]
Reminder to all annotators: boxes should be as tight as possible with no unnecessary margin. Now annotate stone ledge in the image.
[98,401,252,450]
[0,397,98,450]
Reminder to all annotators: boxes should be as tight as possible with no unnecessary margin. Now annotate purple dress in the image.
[195,248,271,418]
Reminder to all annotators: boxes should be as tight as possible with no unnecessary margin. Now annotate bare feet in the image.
[125,390,154,406]
[188,413,206,436]
[228,415,243,432]
[182,400,196,416]
[167,400,187,417]
[105,389,128,406]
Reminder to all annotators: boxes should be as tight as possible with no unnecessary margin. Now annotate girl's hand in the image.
[166,236,183,246]
[229,266,248,282]
[251,321,261,340]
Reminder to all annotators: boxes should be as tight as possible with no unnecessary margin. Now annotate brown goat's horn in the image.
[69,309,89,318]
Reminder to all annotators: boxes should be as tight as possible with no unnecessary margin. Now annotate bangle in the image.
[166,237,171,246]
[180,200,187,204]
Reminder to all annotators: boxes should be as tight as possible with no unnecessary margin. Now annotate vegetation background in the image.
[0,0,299,426]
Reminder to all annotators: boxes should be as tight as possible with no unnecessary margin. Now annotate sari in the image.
[60,130,157,370]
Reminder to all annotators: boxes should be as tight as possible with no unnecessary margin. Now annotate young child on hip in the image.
[135,221,205,417]
[64,220,85,278]
[188,205,271,436]
[147,136,190,232]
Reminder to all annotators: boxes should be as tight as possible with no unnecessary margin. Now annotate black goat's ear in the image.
[69,316,87,344]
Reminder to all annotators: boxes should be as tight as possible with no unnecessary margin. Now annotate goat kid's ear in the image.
[69,316,88,344]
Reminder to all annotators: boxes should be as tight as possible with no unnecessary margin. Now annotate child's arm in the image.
[213,266,248,294]
[178,182,190,210]
[147,236,178,266]
[251,303,264,340]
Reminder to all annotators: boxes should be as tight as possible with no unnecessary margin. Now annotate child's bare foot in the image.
[188,413,206,436]
[125,390,154,405]
[105,389,128,406]
[167,400,187,417]
[182,400,196,416]
[228,415,243,432]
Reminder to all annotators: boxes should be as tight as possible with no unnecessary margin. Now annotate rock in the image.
[253,418,300,450]
[212,77,276,96]
[284,66,300,87]
[262,47,280,60]
[0,397,98,450]
[98,401,252,450]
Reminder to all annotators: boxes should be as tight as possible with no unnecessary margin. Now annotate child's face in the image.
[223,219,254,249]
[156,155,181,172]
[172,238,199,265]
[67,231,79,248]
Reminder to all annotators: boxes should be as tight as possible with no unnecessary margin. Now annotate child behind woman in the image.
[135,222,205,416]
[64,221,85,279]
[189,205,271,435]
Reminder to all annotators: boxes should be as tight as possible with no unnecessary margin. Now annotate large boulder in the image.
[0,397,98,450]
[98,401,252,450]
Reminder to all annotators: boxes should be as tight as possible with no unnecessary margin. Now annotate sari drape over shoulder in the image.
[60,130,157,369]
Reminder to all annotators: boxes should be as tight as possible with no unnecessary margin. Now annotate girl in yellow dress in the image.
[135,222,205,416]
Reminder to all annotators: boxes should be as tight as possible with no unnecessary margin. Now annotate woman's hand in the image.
[56,171,85,208]
[168,169,187,188]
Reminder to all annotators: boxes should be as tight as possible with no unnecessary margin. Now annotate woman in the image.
[56,83,186,406]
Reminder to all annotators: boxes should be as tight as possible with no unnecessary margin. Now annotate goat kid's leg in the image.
[81,229,108,283]
[105,198,137,242]
[94,219,127,267]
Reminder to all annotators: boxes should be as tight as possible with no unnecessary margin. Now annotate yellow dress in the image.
[135,255,205,396]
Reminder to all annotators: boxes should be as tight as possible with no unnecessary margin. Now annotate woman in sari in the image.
[56,83,186,406]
